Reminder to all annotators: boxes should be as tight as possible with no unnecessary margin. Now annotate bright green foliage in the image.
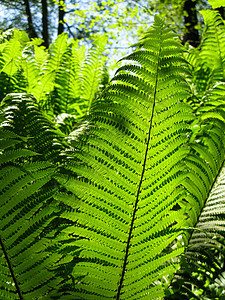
[0,127,61,299]
[169,164,225,298]
[1,7,225,300]
[54,17,194,299]
[47,35,108,118]
[1,93,66,161]
[208,0,225,9]
[165,10,225,300]
[200,10,225,82]
[166,82,225,299]
[184,10,225,106]
[0,29,108,132]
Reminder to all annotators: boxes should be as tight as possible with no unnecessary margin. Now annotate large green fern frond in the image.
[2,10,225,299]
[54,17,195,299]
[200,10,225,83]
[0,127,62,299]
[166,82,225,299]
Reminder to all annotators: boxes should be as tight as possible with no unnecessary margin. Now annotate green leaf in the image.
[208,0,225,9]
[0,126,61,299]
[55,16,194,298]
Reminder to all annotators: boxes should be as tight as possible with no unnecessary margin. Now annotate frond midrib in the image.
[0,234,23,299]
[116,32,162,299]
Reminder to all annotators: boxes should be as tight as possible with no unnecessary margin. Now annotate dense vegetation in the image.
[1,0,225,299]
[0,0,217,51]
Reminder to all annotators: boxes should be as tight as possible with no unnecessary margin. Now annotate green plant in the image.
[0,30,108,134]
[1,4,225,300]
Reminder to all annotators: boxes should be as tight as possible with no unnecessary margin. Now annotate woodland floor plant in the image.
[0,29,108,134]
[1,0,225,299]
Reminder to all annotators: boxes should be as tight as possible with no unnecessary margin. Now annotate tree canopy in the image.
[0,0,222,51]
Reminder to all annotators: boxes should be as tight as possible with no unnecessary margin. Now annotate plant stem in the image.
[0,235,23,299]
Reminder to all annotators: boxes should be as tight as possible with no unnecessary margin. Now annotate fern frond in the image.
[0,35,21,77]
[0,30,27,99]
[183,11,225,111]
[80,36,107,111]
[166,82,225,299]
[21,45,41,93]
[185,47,215,99]
[0,128,62,299]
[47,48,72,116]
[54,16,194,299]
[48,37,107,127]
[33,43,48,69]
[68,41,86,103]
[166,164,225,299]
[31,33,69,107]
[1,93,66,162]
[200,10,225,82]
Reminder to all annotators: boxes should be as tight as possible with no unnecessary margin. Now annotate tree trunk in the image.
[58,0,65,35]
[24,0,38,39]
[41,0,49,48]
[183,0,200,47]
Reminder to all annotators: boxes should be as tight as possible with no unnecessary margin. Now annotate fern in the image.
[199,10,225,83]
[0,32,22,77]
[164,8,225,296]
[34,33,69,110]
[0,30,108,134]
[1,6,225,299]
[80,35,108,110]
[0,127,62,299]
[1,93,66,162]
[49,36,108,119]
[20,43,42,95]
[53,17,195,299]
[165,82,225,299]
[168,164,225,299]
[0,30,28,98]
[183,10,225,109]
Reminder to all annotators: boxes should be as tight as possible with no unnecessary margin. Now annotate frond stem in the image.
[0,235,23,299]
[116,40,162,299]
